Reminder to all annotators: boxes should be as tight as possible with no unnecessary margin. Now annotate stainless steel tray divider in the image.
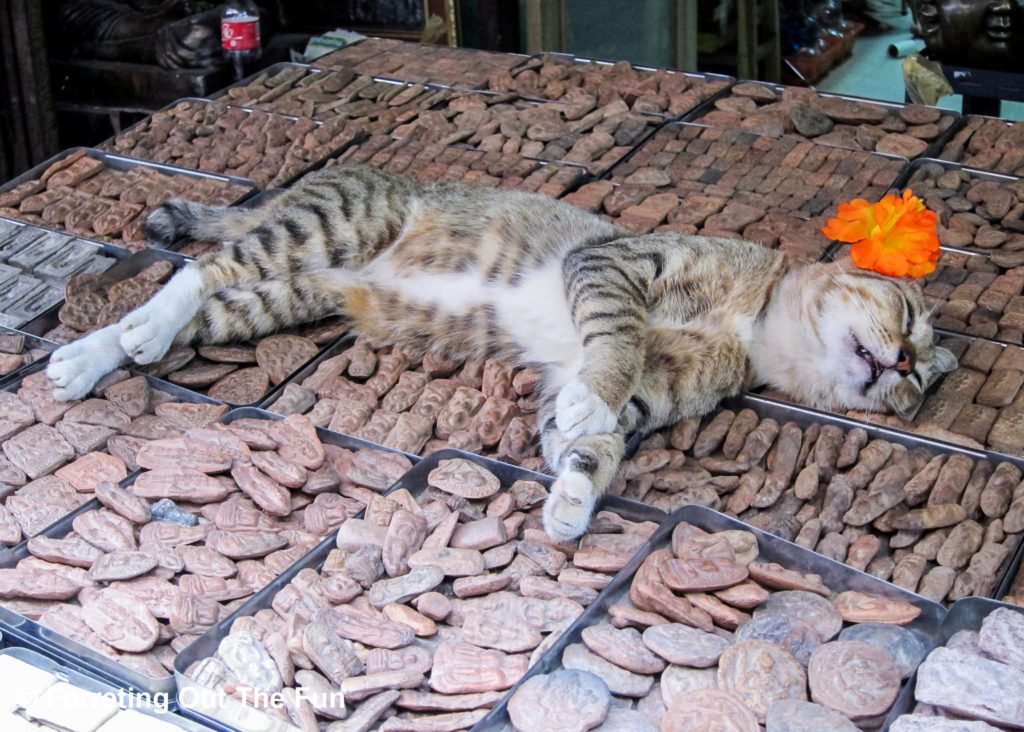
[255,333,354,412]
[474,503,948,731]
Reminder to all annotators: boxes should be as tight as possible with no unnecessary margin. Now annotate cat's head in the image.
[757,260,957,416]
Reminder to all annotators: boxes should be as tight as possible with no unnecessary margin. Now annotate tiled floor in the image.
[814,4,1024,120]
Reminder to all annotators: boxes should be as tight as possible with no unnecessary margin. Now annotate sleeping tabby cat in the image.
[46,164,957,541]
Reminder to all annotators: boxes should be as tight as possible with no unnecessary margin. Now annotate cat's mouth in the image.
[854,337,887,393]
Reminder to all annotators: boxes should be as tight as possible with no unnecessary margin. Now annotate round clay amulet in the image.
[642,623,730,667]
[753,590,843,641]
[734,613,822,666]
[808,640,901,720]
[837,622,930,678]
[717,639,807,722]
[661,687,759,732]
[507,669,610,732]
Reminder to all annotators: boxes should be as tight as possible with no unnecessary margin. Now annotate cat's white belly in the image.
[367,262,583,378]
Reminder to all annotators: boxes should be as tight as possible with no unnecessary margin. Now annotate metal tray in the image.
[510,52,733,122]
[173,447,665,732]
[474,503,948,731]
[0,646,208,730]
[0,368,224,555]
[260,332,642,464]
[935,114,1024,173]
[0,327,57,390]
[739,335,1024,478]
[680,80,961,161]
[206,61,317,103]
[720,391,1024,603]
[210,62,453,122]
[99,98,366,191]
[728,389,997,466]
[446,91,662,177]
[894,156,1023,253]
[316,40,532,91]
[883,596,1024,726]
[0,220,119,330]
[0,215,124,272]
[996,528,1024,601]
[16,246,190,343]
[18,246,350,410]
[600,120,911,190]
[0,404,420,704]
[0,147,260,256]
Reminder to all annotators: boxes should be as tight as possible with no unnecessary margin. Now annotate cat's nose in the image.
[896,345,916,376]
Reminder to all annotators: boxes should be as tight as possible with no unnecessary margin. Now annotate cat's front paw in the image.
[543,471,596,542]
[555,379,618,440]
[120,303,179,364]
[47,326,125,401]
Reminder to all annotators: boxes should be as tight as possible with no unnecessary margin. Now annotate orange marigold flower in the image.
[821,189,939,278]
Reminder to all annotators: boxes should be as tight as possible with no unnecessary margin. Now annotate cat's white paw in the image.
[119,304,179,364]
[47,326,125,401]
[543,471,596,542]
[119,268,201,364]
[555,379,618,440]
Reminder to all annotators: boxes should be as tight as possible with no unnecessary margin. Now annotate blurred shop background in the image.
[3,0,1022,182]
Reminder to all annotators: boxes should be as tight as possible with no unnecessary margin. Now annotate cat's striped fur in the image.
[48,164,957,540]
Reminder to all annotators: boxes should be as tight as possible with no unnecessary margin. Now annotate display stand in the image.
[942,66,1024,117]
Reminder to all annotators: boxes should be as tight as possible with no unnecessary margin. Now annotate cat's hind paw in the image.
[47,326,125,401]
[555,379,618,440]
[543,471,596,543]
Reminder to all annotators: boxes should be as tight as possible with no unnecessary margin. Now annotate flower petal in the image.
[822,189,938,278]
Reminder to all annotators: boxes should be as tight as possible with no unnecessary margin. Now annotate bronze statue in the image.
[910,0,1024,72]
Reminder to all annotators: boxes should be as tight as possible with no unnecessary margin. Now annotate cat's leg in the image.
[543,431,625,542]
[537,389,625,541]
[49,271,352,400]
[172,272,351,345]
[117,238,324,364]
[555,245,658,440]
[121,167,416,363]
[541,324,749,541]
[47,325,129,401]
